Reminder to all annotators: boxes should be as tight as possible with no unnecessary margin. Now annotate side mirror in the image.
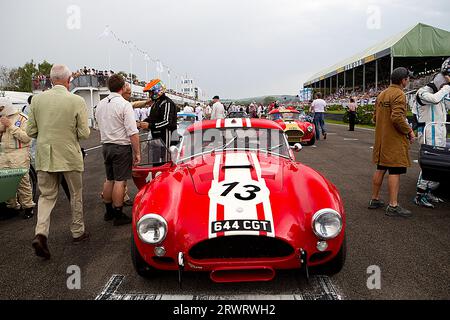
[290,143,302,152]
[169,146,180,162]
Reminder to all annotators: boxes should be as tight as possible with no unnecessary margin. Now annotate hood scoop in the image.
[222,164,253,169]
[189,152,284,195]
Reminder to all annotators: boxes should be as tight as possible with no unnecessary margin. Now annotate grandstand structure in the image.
[303,23,450,96]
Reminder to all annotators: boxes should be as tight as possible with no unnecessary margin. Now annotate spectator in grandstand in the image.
[348,97,357,131]
[310,92,327,140]
[368,67,415,218]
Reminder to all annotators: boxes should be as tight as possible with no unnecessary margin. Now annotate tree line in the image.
[0,60,53,92]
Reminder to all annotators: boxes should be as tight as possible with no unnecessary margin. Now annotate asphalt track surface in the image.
[0,124,449,300]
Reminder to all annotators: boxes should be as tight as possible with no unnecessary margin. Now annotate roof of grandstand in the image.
[304,23,450,86]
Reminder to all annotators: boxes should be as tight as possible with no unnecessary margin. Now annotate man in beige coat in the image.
[26,64,90,259]
[0,97,35,218]
[368,67,415,217]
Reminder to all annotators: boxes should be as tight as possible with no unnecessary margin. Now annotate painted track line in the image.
[95,274,344,301]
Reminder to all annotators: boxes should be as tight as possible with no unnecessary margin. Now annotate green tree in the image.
[17,60,38,92]
[263,96,277,105]
[0,66,20,91]
[37,60,53,76]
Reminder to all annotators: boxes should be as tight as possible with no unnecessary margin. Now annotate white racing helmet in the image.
[0,97,18,116]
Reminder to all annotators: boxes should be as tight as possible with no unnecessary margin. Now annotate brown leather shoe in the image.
[73,231,90,244]
[32,234,51,260]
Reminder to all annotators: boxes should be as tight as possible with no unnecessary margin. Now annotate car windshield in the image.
[269,112,299,121]
[228,112,247,118]
[179,128,290,160]
[177,115,196,123]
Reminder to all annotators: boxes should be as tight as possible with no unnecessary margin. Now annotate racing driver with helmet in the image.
[413,57,450,208]
[140,79,177,162]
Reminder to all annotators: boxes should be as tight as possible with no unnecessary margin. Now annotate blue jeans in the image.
[314,112,326,140]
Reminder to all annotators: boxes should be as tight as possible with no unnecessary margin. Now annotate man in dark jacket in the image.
[141,79,177,163]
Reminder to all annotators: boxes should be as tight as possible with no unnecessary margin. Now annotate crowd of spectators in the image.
[32,66,198,101]
[321,70,441,106]
[32,75,51,91]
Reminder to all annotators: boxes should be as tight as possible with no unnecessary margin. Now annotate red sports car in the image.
[131,118,346,284]
[268,108,316,146]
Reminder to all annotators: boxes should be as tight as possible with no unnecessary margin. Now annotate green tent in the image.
[304,23,450,86]
[392,23,450,57]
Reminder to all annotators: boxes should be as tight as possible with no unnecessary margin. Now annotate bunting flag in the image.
[156,60,164,74]
[97,25,201,96]
[98,25,110,39]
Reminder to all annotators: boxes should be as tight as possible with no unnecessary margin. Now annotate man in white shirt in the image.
[210,95,226,120]
[309,92,328,140]
[195,103,204,121]
[183,103,194,113]
[204,104,212,120]
[95,74,140,226]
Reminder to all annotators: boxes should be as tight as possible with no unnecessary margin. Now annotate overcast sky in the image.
[0,0,449,99]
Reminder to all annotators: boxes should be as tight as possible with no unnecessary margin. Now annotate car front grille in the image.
[189,235,295,260]
[285,129,304,141]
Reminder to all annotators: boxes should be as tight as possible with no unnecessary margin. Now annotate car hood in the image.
[134,151,344,251]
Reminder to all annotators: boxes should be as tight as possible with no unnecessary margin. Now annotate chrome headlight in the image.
[307,126,313,132]
[312,209,342,240]
[137,214,168,244]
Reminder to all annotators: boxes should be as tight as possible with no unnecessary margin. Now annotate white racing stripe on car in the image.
[208,154,223,238]
[95,275,344,300]
[250,153,275,237]
[208,152,274,238]
[222,152,259,236]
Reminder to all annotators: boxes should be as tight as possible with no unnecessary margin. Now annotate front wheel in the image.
[131,235,157,278]
[323,237,346,275]
[305,134,316,146]
[313,236,346,275]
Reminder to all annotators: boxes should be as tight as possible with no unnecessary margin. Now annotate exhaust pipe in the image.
[210,266,275,283]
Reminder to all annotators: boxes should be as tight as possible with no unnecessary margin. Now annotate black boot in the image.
[113,206,132,226]
[104,202,115,221]
[23,207,34,219]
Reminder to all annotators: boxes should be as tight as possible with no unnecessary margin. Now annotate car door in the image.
[132,137,174,189]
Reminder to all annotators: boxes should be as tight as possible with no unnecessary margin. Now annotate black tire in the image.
[312,236,346,275]
[322,237,346,275]
[29,165,38,203]
[131,235,157,278]
[306,134,316,146]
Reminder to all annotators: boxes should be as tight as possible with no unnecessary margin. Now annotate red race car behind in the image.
[268,108,316,146]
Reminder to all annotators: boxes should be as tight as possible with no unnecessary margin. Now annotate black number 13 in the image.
[221,182,261,201]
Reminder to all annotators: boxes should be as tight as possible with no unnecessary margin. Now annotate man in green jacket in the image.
[26,64,90,259]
